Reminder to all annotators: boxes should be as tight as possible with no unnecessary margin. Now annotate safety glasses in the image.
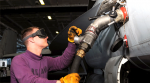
[22,28,47,43]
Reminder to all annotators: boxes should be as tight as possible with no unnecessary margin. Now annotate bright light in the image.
[56,31,59,34]
[39,0,45,5]
[47,16,52,20]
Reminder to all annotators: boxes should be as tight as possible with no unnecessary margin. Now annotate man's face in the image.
[31,28,48,48]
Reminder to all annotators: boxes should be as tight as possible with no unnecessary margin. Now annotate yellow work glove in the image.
[60,73,80,83]
[68,26,82,43]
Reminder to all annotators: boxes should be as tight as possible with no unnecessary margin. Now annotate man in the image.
[10,26,82,83]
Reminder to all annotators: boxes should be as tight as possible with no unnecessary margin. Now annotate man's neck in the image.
[27,46,42,56]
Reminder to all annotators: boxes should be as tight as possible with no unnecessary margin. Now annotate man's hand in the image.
[59,73,80,83]
[68,26,82,43]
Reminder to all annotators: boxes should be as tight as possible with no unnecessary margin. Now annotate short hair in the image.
[21,26,40,45]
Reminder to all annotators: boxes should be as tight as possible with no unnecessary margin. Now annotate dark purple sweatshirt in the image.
[10,42,76,83]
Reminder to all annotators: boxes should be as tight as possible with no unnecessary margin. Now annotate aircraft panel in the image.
[118,0,150,71]
[119,0,150,48]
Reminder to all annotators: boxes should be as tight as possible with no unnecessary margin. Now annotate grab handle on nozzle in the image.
[115,3,120,10]
[88,16,99,21]
[88,12,106,21]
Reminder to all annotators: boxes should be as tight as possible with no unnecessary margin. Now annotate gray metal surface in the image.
[104,56,122,83]
[119,0,150,57]
[116,0,150,70]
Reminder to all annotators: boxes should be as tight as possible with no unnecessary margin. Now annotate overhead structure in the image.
[0,0,90,53]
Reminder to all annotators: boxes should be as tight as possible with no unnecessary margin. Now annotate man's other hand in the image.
[59,73,80,83]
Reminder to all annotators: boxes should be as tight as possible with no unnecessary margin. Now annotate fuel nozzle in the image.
[70,6,128,73]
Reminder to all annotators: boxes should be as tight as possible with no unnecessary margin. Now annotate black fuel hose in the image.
[70,55,82,73]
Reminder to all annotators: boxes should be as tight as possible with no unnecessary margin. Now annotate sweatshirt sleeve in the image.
[11,56,57,83]
[47,42,76,71]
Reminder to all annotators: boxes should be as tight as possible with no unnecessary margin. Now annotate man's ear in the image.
[28,37,35,43]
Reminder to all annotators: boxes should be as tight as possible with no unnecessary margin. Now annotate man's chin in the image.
[41,44,48,49]
[45,44,49,48]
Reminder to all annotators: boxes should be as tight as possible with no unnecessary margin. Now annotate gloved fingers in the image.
[70,73,80,77]
[68,26,82,36]
[68,30,76,36]
[71,77,80,83]
[64,73,80,80]
[68,26,77,34]
[68,31,76,36]
[72,77,80,82]
[69,26,78,31]
[76,28,82,36]
[68,31,76,39]
[68,29,77,36]
[70,73,80,81]
[68,38,74,43]
[60,73,80,83]
[68,26,82,42]
[68,30,71,35]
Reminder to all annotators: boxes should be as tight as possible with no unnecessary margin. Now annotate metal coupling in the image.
[115,7,128,22]
[76,49,85,58]
[74,35,84,44]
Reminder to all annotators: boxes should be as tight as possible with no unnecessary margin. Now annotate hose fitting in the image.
[76,49,85,58]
